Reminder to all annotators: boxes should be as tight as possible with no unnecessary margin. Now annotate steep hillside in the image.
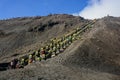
[0,14,87,61]
[60,16,120,75]
[0,15,120,80]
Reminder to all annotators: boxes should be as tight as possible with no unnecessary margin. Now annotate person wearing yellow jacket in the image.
[47,49,52,58]
[35,51,41,62]
[52,46,57,57]
[40,48,46,60]
[21,58,25,66]
[60,42,64,52]
[28,54,33,64]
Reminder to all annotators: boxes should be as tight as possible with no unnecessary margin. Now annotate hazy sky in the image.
[0,0,120,19]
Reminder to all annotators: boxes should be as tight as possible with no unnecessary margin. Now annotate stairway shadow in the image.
[0,62,9,71]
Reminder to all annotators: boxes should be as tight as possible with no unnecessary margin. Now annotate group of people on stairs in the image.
[9,20,96,69]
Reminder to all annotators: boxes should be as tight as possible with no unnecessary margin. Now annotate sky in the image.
[0,0,120,20]
[0,0,88,19]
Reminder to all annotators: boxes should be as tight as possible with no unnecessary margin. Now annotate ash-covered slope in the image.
[0,14,87,59]
[41,16,120,80]
[0,16,120,80]
[60,16,120,74]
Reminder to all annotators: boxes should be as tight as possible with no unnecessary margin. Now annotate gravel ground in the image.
[0,16,120,80]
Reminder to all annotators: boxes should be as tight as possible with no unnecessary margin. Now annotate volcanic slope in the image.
[0,15,120,80]
[0,14,87,62]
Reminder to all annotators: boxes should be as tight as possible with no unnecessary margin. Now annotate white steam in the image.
[74,0,120,19]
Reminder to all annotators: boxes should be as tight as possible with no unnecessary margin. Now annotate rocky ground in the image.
[0,14,87,62]
[0,15,120,80]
